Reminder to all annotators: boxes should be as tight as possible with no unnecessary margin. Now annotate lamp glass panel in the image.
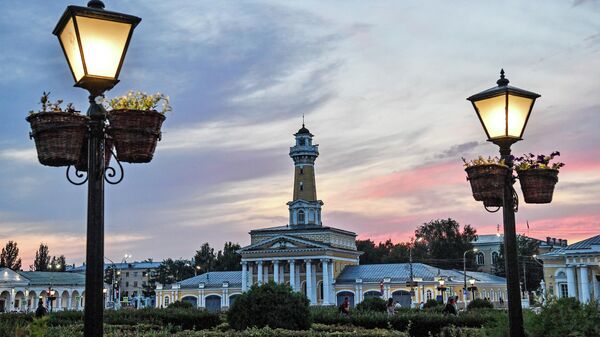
[75,16,132,79]
[473,95,506,139]
[59,17,85,82]
[507,94,534,138]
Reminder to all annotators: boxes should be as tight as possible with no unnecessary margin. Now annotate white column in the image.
[248,263,254,288]
[289,260,296,291]
[273,260,280,284]
[241,262,248,292]
[257,261,264,285]
[305,260,314,304]
[566,265,577,298]
[67,295,72,310]
[579,265,590,303]
[322,259,330,305]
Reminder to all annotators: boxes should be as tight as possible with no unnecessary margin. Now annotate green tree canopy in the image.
[31,243,51,271]
[214,242,242,271]
[494,235,543,293]
[0,241,22,271]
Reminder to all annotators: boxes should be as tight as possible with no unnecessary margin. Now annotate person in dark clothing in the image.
[339,296,350,315]
[442,297,458,315]
[35,299,48,318]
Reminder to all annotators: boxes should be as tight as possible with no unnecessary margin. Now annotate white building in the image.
[156,124,508,311]
[0,268,98,312]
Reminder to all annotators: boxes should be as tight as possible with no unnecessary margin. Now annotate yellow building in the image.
[156,124,508,311]
[538,234,600,303]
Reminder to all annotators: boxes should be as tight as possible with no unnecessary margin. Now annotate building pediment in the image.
[238,235,330,254]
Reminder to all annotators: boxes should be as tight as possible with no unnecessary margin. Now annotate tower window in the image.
[299,168,304,175]
[298,210,305,223]
[299,182,303,191]
[299,138,306,146]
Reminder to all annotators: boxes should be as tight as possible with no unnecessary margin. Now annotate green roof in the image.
[19,271,85,286]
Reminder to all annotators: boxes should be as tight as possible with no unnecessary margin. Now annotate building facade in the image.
[156,124,508,311]
[538,234,600,303]
[471,234,566,274]
[68,261,161,308]
[0,268,91,312]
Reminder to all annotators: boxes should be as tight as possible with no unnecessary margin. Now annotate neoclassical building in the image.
[0,268,92,312]
[156,124,508,311]
[538,234,600,303]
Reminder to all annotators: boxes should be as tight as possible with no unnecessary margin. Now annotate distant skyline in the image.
[1,1,599,267]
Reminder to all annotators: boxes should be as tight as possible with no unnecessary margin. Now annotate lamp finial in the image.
[497,68,509,86]
[87,0,105,9]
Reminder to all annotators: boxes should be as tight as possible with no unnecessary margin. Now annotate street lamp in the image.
[407,237,423,297]
[467,279,478,300]
[51,2,141,336]
[436,279,447,303]
[467,70,541,337]
[463,248,478,304]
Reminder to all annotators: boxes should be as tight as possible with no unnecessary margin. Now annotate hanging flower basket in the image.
[107,109,165,163]
[465,164,509,207]
[517,169,559,204]
[74,136,114,172]
[26,112,88,167]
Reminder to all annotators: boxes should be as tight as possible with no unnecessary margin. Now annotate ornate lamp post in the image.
[49,1,141,336]
[463,248,477,305]
[467,69,541,337]
[407,237,423,300]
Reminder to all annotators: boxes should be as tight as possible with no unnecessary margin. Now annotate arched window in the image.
[164,296,170,307]
[476,252,485,265]
[298,210,305,223]
[491,251,499,265]
[426,289,433,300]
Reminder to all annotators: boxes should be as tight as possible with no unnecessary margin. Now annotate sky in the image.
[1,0,599,268]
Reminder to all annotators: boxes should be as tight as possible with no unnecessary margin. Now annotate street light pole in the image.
[463,248,477,308]
[467,70,541,337]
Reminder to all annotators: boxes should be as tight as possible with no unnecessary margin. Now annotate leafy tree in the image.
[214,242,242,271]
[414,218,478,270]
[193,243,216,273]
[150,258,195,286]
[356,239,382,264]
[0,241,22,271]
[494,235,543,293]
[31,243,51,271]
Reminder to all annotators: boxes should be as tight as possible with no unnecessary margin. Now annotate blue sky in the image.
[1,0,599,267]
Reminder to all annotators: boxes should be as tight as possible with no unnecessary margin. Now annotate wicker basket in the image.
[517,169,559,204]
[26,112,89,167]
[465,164,509,207]
[75,136,113,172]
[107,109,165,163]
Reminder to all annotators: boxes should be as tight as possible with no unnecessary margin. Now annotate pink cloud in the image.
[359,161,466,199]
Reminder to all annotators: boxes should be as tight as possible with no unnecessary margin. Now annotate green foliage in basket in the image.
[514,152,564,171]
[105,91,172,114]
[462,156,506,168]
[29,91,77,114]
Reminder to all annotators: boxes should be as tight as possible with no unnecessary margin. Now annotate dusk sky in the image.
[1,1,599,268]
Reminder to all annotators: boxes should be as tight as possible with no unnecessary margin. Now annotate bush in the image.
[422,299,441,309]
[227,282,311,331]
[356,297,387,312]
[350,311,389,329]
[168,301,194,309]
[467,299,494,311]
[527,298,600,337]
[310,306,351,325]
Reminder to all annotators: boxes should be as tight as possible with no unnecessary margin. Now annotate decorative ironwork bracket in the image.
[66,149,124,186]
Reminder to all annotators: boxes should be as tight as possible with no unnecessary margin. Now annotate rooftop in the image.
[18,271,86,286]
[67,261,161,272]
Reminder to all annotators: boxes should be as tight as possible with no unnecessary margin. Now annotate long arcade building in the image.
[156,124,507,311]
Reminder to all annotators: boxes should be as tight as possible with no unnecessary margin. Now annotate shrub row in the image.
[310,307,499,337]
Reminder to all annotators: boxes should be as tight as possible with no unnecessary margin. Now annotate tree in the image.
[31,243,51,271]
[494,235,543,293]
[193,243,216,272]
[411,218,477,270]
[149,258,195,286]
[214,242,242,271]
[0,241,22,271]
